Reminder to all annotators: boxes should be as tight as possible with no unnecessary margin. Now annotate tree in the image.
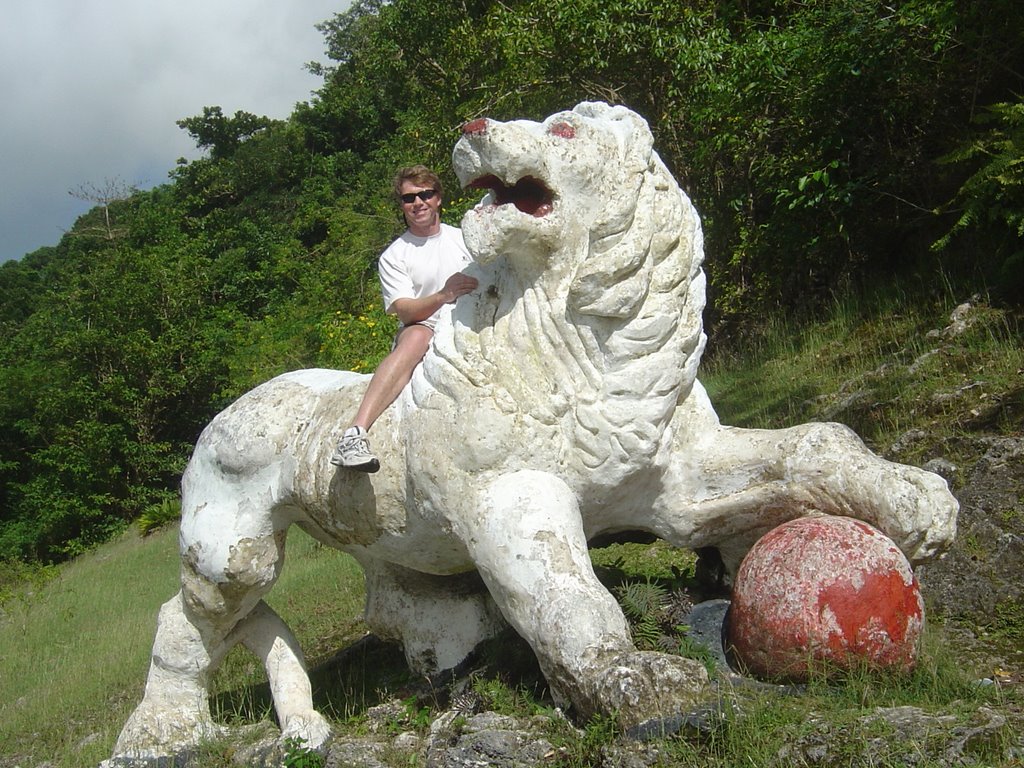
[68,177,137,240]
[0,191,233,561]
[177,106,278,160]
[934,99,1024,298]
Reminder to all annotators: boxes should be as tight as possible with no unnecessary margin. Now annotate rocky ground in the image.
[918,435,1024,685]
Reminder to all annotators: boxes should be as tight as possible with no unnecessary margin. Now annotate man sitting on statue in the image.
[331,164,478,472]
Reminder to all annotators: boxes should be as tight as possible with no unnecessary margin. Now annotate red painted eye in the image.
[462,118,488,135]
[549,121,575,139]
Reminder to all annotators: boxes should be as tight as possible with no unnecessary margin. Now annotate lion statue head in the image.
[437,102,708,472]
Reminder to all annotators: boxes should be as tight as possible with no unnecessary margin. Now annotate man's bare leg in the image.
[331,323,433,471]
[352,323,433,430]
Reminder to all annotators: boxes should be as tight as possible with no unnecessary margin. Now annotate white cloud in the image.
[0,0,348,262]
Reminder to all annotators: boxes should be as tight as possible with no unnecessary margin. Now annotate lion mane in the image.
[427,102,707,472]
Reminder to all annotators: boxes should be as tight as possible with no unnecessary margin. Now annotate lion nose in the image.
[462,118,488,136]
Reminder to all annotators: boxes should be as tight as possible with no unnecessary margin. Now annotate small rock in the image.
[922,457,957,482]
[392,731,420,751]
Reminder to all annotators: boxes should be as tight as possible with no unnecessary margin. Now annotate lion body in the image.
[109,103,958,762]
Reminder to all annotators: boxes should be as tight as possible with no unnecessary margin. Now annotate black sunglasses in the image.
[400,189,439,204]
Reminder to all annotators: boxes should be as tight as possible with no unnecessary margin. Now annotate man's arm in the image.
[389,272,478,326]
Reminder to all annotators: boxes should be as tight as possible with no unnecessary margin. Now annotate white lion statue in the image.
[108,102,957,761]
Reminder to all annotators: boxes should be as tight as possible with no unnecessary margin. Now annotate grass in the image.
[702,290,1023,457]
[2,287,1021,767]
[539,630,1015,767]
[0,525,366,768]
[0,525,180,767]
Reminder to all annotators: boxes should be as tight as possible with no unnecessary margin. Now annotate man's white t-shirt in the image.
[378,223,472,330]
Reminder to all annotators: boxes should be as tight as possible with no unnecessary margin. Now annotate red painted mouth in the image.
[467,175,554,217]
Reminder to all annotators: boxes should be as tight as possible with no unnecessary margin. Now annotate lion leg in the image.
[115,591,329,759]
[659,419,958,573]
[465,469,709,729]
[177,521,333,752]
[113,491,321,758]
[358,557,507,676]
[110,590,226,760]
[227,600,331,750]
[112,556,273,759]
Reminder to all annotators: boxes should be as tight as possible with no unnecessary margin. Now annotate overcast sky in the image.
[1,1,350,263]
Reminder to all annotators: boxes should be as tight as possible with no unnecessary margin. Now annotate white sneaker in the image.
[330,426,380,472]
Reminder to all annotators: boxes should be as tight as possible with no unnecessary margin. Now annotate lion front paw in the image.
[280,710,333,753]
[109,699,224,761]
[589,651,710,731]
[875,465,958,564]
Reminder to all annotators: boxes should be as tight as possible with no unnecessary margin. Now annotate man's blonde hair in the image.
[393,165,443,202]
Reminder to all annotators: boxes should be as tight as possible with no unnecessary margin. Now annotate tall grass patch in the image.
[0,526,180,766]
[703,291,1023,452]
[649,629,1010,767]
[0,526,367,767]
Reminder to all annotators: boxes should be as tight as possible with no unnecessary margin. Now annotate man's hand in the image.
[391,272,480,326]
[443,272,479,303]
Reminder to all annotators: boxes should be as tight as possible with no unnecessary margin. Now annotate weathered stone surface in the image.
[326,739,389,768]
[917,436,1024,625]
[424,711,557,768]
[771,704,1024,767]
[105,102,958,765]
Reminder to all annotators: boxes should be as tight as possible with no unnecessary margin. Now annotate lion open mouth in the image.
[467,175,554,217]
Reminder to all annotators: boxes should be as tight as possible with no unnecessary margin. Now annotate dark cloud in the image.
[0,0,347,262]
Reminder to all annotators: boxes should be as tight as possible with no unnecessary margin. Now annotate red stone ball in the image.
[726,515,924,682]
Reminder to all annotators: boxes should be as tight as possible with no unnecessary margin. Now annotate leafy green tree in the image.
[0,192,233,560]
[0,256,44,326]
[177,106,279,160]
[934,99,1024,297]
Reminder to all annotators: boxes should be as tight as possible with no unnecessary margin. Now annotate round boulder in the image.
[727,515,924,682]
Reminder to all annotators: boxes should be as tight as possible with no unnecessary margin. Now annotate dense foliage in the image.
[1,0,1022,562]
